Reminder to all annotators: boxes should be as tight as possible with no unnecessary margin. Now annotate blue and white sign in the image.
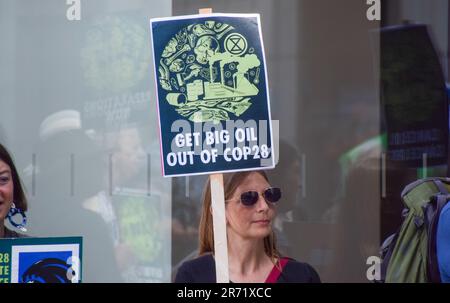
[0,237,82,283]
[150,13,275,177]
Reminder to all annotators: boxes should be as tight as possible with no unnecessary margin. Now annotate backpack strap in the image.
[433,179,449,195]
[265,257,289,283]
[401,178,450,198]
[380,231,400,282]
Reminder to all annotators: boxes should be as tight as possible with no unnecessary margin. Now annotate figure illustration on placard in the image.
[21,258,74,283]
[157,20,261,123]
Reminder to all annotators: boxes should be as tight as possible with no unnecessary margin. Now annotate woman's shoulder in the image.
[174,253,216,283]
[279,257,321,283]
[180,254,215,269]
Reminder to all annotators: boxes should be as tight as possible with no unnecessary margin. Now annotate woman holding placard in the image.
[174,170,320,283]
[0,143,28,238]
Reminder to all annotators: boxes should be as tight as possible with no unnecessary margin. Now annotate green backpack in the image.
[380,177,450,283]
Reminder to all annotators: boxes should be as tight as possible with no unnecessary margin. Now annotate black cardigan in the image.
[174,254,321,283]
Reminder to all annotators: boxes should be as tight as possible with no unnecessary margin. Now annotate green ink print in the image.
[158,21,261,122]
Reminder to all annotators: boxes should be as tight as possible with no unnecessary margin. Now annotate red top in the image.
[265,257,289,283]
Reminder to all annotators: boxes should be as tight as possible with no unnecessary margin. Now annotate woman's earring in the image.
[7,203,27,232]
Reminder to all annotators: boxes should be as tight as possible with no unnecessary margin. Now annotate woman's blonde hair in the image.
[198,171,281,265]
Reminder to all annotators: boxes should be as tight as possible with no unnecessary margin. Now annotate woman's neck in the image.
[227,232,272,278]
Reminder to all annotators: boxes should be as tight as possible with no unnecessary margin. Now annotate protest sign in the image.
[0,237,82,283]
[151,12,274,177]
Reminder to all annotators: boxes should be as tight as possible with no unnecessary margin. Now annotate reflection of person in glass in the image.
[85,126,163,282]
[175,171,321,283]
[0,143,28,238]
[109,127,146,188]
[31,120,121,282]
[328,157,380,282]
[267,140,307,256]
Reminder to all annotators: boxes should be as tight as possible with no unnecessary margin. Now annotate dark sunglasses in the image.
[238,187,282,206]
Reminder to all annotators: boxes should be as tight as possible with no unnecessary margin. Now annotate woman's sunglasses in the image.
[238,187,282,207]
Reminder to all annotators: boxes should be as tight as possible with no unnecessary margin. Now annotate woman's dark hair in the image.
[0,143,27,211]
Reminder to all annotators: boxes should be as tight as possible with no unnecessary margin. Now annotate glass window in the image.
[2,0,448,283]
[1,0,172,282]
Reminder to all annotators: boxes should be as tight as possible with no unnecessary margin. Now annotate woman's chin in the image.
[249,226,272,238]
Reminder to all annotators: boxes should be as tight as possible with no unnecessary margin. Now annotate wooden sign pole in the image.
[210,173,229,283]
[198,7,229,284]
[199,7,212,15]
